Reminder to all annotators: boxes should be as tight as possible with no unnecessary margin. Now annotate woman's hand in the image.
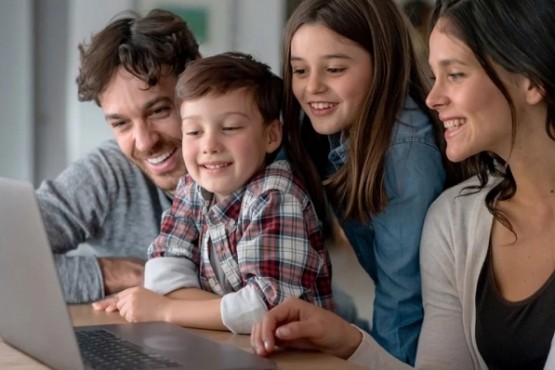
[250,297,363,359]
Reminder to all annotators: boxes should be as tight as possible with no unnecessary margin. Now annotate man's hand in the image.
[98,257,145,295]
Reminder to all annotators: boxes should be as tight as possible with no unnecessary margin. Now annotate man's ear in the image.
[265,119,283,154]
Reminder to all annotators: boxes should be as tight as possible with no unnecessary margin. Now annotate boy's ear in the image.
[265,119,283,154]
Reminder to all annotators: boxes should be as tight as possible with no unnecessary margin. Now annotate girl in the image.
[279,0,455,365]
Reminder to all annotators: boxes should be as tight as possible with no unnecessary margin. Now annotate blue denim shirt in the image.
[327,97,445,365]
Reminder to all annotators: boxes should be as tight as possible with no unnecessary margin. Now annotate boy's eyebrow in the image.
[181,111,250,121]
[104,96,172,120]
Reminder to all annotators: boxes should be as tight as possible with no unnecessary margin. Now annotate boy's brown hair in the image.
[175,52,283,125]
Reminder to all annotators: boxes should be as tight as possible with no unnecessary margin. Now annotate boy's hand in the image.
[92,296,119,312]
[115,286,169,323]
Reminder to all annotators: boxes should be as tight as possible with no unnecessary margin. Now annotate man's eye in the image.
[110,121,126,129]
[151,107,171,118]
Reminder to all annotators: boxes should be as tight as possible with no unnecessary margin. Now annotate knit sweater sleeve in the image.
[36,140,168,303]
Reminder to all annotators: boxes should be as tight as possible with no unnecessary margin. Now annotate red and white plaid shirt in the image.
[145,160,334,333]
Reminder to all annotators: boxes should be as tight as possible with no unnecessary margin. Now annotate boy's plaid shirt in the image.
[148,160,335,312]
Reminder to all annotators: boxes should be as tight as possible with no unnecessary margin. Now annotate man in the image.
[37,8,200,303]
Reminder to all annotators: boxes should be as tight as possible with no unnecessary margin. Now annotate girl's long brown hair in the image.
[283,0,460,226]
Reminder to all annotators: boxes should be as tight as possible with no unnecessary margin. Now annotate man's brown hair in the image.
[76,9,200,105]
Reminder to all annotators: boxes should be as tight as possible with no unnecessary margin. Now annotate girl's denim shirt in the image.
[326,96,445,365]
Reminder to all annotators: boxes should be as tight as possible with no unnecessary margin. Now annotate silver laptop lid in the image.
[0,177,85,370]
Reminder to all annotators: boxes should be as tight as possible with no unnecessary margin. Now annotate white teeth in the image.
[147,149,175,165]
[310,102,335,110]
[444,118,466,129]
[203,163,229,169]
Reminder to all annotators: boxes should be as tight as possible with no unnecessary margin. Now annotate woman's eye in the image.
[448,72,465,81]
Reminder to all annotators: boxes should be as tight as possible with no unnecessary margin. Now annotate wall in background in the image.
[0,0,285,186]
[0,1,34,181]
[1,0,423,186]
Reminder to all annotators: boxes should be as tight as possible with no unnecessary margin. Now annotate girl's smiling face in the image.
[290,23,373,135]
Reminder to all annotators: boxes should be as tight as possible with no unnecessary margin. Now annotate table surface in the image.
[0,304,362,370]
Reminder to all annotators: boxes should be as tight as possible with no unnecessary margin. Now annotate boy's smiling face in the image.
[180,88,282,202]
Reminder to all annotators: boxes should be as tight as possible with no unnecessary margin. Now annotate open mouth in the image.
[201,162,232,170]
[309,102,337,110]
[146,148,177,165]
[444,118,466,130]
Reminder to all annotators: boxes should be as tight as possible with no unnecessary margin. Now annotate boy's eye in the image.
[185,130,200,136]
[223,126,240,132]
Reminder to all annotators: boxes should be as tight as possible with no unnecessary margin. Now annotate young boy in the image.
[114,52,334,334]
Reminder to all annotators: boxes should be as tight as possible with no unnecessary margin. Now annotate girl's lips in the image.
[307,102,338,117]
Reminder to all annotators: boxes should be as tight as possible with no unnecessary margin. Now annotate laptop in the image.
[0,177,276,370]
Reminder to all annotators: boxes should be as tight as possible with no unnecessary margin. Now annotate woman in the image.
[252,0,555,369]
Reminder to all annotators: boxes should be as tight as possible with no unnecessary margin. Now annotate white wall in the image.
[0,1,34,182]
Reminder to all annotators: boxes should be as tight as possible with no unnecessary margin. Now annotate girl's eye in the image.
[292,67,307,75]
[185,130,199,136]
[223,126,240,132]
[327,67,346,73]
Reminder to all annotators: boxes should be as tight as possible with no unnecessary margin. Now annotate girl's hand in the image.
[250,297,363,359]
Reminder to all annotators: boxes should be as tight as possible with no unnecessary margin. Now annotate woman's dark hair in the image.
[431,0,555,233]
[283,0,458,224]
[77,9,200,105]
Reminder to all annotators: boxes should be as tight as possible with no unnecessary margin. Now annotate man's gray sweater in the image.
[36,140,172,303]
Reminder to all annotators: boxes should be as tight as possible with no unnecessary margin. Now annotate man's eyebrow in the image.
[104,96,173,120]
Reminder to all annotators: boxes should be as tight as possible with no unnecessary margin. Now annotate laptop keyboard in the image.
[76,329,180,369]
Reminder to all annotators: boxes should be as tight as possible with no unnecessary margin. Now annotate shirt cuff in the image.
[220,285,267,334]
[144,257,200,295]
